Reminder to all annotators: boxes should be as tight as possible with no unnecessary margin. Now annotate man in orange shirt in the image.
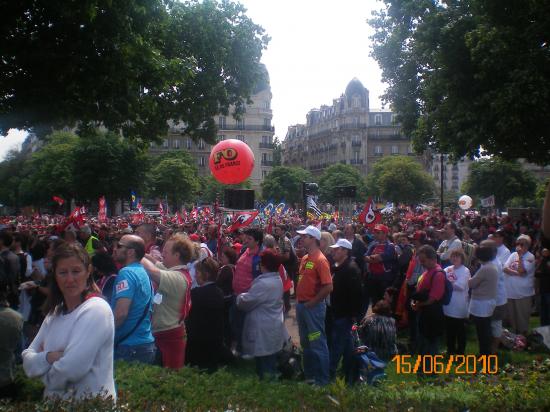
[296,226,333,386]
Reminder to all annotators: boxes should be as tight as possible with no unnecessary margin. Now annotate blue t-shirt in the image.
[111,262,154,346]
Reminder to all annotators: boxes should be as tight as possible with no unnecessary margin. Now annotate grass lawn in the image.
[3,317,550,411]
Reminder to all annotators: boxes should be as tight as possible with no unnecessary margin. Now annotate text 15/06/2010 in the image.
[392,355,498,374]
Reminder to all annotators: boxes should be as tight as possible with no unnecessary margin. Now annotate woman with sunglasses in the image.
[503,234,536,335]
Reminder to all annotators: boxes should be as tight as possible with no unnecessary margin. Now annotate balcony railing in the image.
[219,125,275,132]
[261,160,274,166]
[351,141,362,147]
[350,159,364,165]
[259,142,274,149]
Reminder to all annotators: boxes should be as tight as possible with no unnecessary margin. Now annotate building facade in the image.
[427,154,472,193]
[150,71,275,190]
[282,78,418,176]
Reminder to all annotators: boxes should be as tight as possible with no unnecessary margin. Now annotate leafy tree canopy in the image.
[261,166,312,204]
[318,164,367,203]
[462,158,538,208]
[370,0,550,164]
[0,0,269,144]
[366,156,434,204]
[148,155,200,209]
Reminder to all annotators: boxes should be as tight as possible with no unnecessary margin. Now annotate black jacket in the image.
[330,258,363,319]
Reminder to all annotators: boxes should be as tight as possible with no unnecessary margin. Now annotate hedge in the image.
[2,358,550,411]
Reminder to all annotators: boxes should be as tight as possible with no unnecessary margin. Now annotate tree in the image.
[318,164,367,203]
[24,131,79,205]
[261,166,312,204]
[148,151,200,209]
[0,0,269,144]
[72,130,149,206]
[199,175,251,205]
[272,136,282,167]
[0,149,29,211]
[366,156,434,204]
[462,159,538,209]
[369,0,550,165]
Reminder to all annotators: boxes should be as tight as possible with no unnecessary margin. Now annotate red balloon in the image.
[209,139,255,184]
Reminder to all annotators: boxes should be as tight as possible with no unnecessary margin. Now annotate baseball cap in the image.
[296,225,321,241]
[373,224,389,234]
[330,239,353,250]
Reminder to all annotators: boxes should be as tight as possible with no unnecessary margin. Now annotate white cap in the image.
[296,225,321,241]
[330,239,353,250]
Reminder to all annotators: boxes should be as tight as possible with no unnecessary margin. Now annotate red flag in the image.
[181,208,188,222]
[62,206,86,231]
[159,202,165,215]
[266,216,273,235]
[98,196,107,223]
[190,207,198,220]
[52,196,65,206]
[227,211,259,232]
[176,211,184,225]
[358,197,381,228]
[132,202,145,224]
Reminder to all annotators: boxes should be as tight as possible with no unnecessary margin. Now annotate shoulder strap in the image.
[115,282,153,347]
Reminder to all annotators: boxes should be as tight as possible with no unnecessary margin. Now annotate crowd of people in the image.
[1,203,549,400]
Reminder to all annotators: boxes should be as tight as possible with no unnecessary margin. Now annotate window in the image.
[352,95,361,108]
[262,170,269,178]
[217,135,225,142]
[262,153,268,162]
[218,116,226,129]
[186,139,192,149]
[263,118,271,129]
[198,139,205,150]
[374,145,382,154]
[237,119,245,130]
[391,114,397,124]
[352,117,359,127]
[374,114,382,125]
[263,101,270,110]
[163,139,168,148]
[173,139,180,149]
[391,145,399,154]
[198,156,205,167]
[237,135,245,142]
[353,151,360,161]
[262,135,270,144]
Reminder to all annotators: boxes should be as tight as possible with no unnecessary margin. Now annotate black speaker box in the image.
[224,189,255,210]
[335,185,357,198]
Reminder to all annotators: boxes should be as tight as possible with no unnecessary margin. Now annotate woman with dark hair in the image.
[236,249,286,380]
[92,252,118,303]
[359,300,398,362]
[218,246,237,348]
[185,257,225,371]
[22,243,115,400]
[469,243,498,355]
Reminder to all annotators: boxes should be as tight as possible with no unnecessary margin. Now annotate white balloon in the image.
[458,195,473,210]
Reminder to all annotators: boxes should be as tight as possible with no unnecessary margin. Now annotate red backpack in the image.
[176,267,193,322]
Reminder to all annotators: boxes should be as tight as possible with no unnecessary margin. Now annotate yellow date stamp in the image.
[392,355,498,374]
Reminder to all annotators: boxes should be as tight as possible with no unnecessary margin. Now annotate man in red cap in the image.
[364,224,398,311]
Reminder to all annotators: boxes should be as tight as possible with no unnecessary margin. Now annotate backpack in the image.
[437,269,454,306]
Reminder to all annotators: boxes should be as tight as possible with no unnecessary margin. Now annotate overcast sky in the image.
[0,0,387,159]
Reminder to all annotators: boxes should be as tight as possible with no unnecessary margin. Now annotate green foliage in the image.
[25,131,79,204]
[72,130,149,202]
[462,159,538,208]
[272,136,282,167]
[318,164,367,203]
[0,149,29,210]
[148,152,200,209]
[0,0,269,143]
[369,0,550,165]
[7,359,550,411]
[366,156,434,203]
[261,166,312,204]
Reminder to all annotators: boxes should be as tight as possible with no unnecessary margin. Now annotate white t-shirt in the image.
[443,264,471,319]
[497,244,511,266]
[491,257,507,306]
[22,297,116,400]
[504,251,536,299]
